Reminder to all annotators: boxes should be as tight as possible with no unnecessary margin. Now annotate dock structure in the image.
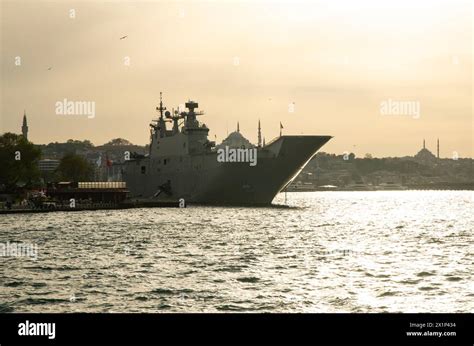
[0,181,187,214]
[0,200,182,214]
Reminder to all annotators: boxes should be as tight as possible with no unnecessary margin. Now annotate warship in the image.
[123,93,332,205]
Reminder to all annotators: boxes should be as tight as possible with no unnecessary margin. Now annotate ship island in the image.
[123,93,332,205]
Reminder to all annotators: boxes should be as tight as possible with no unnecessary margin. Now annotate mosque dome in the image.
[217,122,255,149]
[218,131,254,149]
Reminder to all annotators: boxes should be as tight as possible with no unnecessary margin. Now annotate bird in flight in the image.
[120,35,128,40]
[47,67,52,70]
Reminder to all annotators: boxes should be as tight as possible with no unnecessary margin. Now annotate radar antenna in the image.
[182,100,204,128]
[166,107,185,134]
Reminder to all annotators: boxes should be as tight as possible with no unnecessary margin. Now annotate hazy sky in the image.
[1,0,472,158]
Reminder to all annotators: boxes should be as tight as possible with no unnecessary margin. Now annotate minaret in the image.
[257,119,262,147]
[437,138,440,158]
[263,137,266,147]
[237,122,240,133]
[22,110,28,140]
[423,139,425,149]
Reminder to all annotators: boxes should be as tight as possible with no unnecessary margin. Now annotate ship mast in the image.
[156,92,167,137]
[157,92,166,119]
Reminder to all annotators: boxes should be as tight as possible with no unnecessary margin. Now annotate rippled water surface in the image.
[0,191,472,312]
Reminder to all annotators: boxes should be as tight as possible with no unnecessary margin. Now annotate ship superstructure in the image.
[123,93,331,205]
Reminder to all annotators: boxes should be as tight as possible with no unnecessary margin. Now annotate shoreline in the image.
[1,189,472,214]
[0,200,182,214]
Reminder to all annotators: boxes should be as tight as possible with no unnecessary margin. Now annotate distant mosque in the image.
[218,121,265,149]
[21,110,29,140]
[415,139,439,162]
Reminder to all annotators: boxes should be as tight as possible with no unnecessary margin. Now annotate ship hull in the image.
[123,135,331,205]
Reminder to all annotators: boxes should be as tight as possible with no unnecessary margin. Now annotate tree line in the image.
[0,133,94,193]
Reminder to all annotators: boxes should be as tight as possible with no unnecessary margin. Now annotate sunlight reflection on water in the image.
[0,191,472,313]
